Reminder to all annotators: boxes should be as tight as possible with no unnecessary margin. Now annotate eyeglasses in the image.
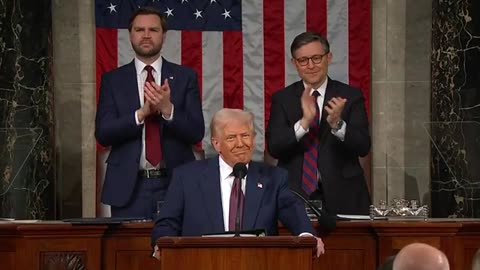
[294,52,329,66]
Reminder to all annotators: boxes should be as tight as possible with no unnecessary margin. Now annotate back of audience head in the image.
[472,247,480,270]
[392,243,449,270]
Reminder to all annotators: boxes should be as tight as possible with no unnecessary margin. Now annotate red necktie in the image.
[229,177,244,231]
[144,65,162,166]
[302,91,320,195]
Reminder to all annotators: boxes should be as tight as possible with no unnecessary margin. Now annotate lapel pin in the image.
[257,183,263,189]
[169,76,174,80]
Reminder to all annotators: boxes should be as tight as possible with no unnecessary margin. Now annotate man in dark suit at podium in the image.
[152,109,325,258]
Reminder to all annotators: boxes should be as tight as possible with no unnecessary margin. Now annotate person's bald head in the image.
[472,248,480,270]
[393,243,449,270]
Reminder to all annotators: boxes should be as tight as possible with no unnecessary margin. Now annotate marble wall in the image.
[431,0,480,217]
[0,0,55,219]
[371,0,432,209]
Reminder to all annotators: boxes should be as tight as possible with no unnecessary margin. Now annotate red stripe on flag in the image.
[223,31,244,109]
[95,28,118,103]
[306,0,327,36]
[95,28,118,216]
[95,28,118,152]
[348,0,371,115]
[181,31,203,98]
[181,31,203,149]
[263,0,285,131]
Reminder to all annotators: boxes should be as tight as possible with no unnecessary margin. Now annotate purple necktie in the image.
[302,91,320,195]
[229,177,245,231]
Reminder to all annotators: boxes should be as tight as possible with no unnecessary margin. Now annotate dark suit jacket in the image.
[266,78,371,215]
[95,58,205,207]
[151,157,315,244]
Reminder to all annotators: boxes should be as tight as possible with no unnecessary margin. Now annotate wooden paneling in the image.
[0,252,15,270]
[1,220,480,270]
[157,237,315,270]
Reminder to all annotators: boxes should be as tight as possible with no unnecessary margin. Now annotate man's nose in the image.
[306,58,315,68]
[235,136,245,147]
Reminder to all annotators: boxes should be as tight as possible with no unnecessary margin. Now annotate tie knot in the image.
[144,65,154,73]
[311,91,320,98]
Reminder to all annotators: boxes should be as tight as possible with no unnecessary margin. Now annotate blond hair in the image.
[210,108,255,139]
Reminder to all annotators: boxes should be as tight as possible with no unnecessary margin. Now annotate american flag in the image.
[95,0,371,160]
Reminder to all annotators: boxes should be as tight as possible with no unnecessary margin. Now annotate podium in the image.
[156,236,316,270]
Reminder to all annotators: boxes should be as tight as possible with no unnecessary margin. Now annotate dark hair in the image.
[290,32,330,57]
[128,7,167,33]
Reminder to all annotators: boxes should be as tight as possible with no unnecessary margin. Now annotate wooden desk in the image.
[1,219,480,270]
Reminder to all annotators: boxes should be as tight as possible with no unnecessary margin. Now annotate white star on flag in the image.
[210,0,217,4]
[181,0,188,4]
[221,9,231,19]
[165,7,174,17]
[107,3,117,13]
[193,9,202,19]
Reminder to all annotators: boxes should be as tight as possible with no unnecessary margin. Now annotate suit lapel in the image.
[318,78,339,146]
[243,162,265,230]
[286,81,305,123]
[121,62,141,113]
[161,58,176,103]
[199,157,225,232]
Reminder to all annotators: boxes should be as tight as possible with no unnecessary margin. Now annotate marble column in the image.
[52,0,96,218]
[371,0,432,209]
[0,0,55,219]
[431,0,480,217]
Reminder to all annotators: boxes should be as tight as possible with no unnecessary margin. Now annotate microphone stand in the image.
[290,189,323,218]
[290,189,337,234]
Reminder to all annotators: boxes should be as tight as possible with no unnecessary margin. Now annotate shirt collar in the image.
[134,56,163,75]
[218,156,249,181]
[303,77,328,97]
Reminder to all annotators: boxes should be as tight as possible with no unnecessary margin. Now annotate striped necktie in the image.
[301,91,320,195]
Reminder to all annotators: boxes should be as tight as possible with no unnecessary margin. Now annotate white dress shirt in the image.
[132,57,174,170]
[218,156,247,231]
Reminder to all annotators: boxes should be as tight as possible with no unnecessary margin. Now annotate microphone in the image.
[233,162,248,179]
[290,189,337,234]
[232,163,248,236]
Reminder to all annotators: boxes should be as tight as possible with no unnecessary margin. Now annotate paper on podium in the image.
[337,214,387,220]
[202,229,266,237]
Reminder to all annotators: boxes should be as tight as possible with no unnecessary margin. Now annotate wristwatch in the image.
[332,119,344,132]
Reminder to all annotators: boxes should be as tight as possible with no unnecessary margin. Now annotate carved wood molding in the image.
[41,251,86,270]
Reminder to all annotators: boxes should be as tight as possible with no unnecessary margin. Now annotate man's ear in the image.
[326,52,333,65]
[290,57,296,67]
[211,137,220,153]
